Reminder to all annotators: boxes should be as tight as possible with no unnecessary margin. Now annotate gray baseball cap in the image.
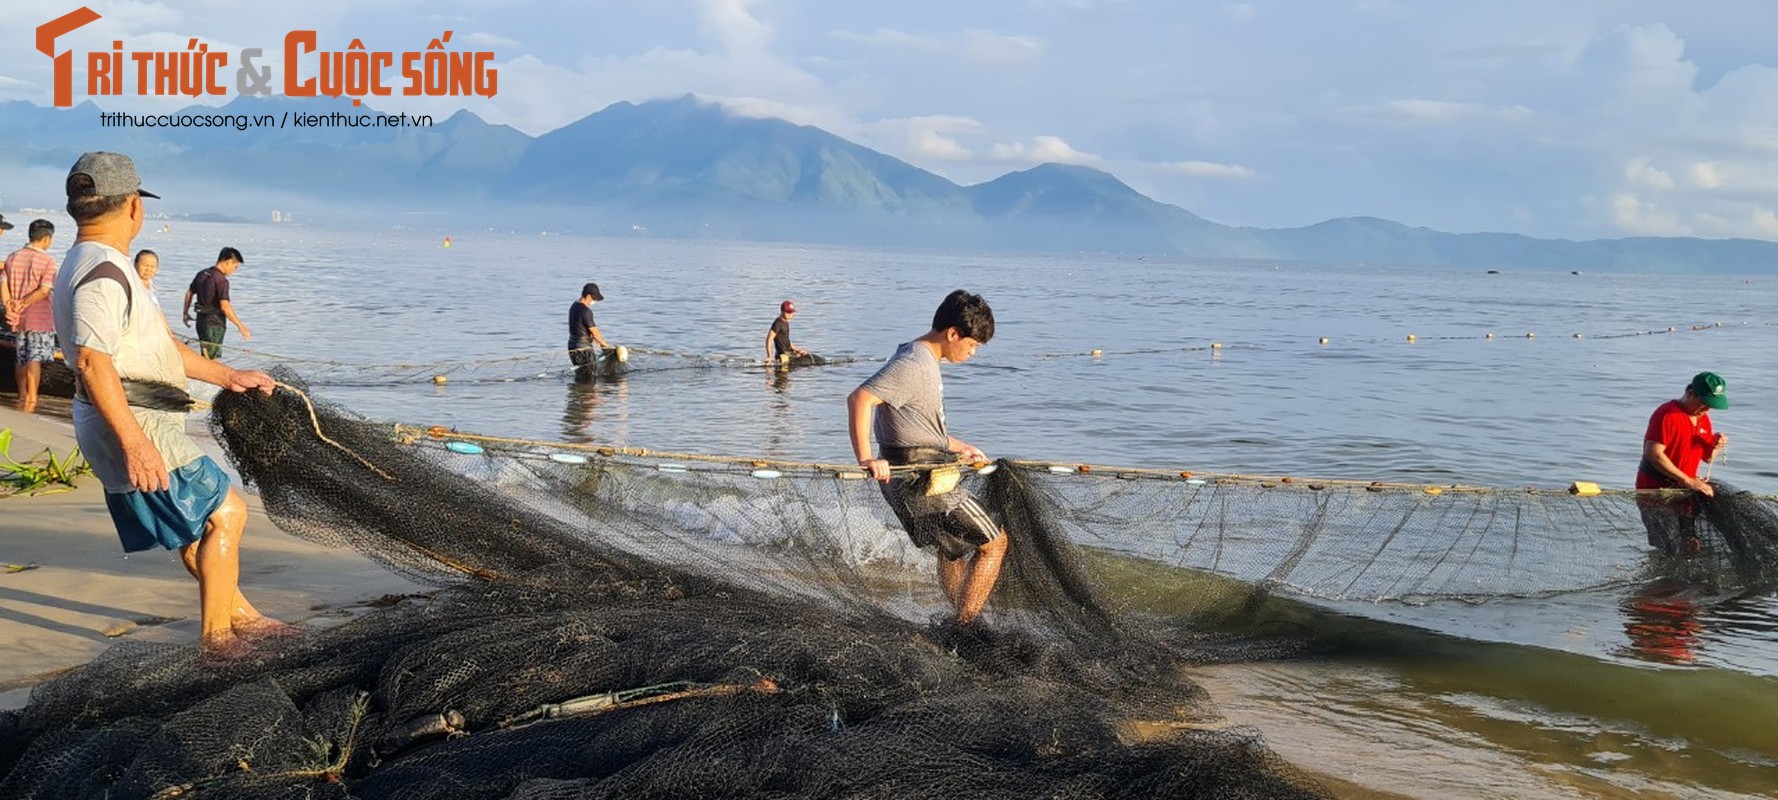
[66,151,160,199]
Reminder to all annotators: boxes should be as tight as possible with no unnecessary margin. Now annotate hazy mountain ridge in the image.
[1,95,1774,272]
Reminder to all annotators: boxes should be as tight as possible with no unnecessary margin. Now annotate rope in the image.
[388,423,1777,501]
[395,424,957,476]
[274,382,396,481]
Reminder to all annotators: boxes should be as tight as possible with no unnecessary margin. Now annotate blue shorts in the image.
[103,456,231,552]
[16,331,56,363]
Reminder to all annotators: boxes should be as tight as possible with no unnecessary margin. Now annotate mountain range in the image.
[1,94,1774,272]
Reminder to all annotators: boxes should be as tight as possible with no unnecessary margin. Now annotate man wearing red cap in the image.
[765,299,809,364]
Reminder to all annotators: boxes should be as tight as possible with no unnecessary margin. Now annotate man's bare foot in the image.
[233,616,302,642]
[198,633,255,666]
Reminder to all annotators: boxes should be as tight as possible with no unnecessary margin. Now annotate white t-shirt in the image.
[52,240,203,492]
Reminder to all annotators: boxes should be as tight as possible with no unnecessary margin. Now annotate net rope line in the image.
[164,317,1749,379]
[370,417,1770,502]
[174,335,881,375]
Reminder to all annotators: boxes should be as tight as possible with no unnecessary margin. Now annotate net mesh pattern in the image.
[0,374,1335,799]
[7,373,1776,797]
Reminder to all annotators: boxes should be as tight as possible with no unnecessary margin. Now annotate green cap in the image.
[1688,371,1728,409]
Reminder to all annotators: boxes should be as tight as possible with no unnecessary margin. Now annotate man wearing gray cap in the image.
[51,151,294,659]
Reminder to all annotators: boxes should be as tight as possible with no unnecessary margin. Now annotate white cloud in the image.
[1624,157,1674,190]
[1752,208,1778,237]
[462,32,522,51]
[1336,99,1533,126]
[700,0,774,53]
[866,115,986,161]
[1224,4,1257,22]
[711,95,851,131]
[962,30,1045,62]
[1689,162,1723,189]
[1159,160,1257,179]
[988,135,1100,164]
[831,28,1042,62]
[831,28,941,51]
[1610,192,1690,236]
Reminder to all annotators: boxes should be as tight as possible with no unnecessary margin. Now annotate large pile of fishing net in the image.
[0,374,1331,799]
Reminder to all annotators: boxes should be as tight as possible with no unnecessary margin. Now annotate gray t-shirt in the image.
[53,240,203,492]
[860,341,948,451]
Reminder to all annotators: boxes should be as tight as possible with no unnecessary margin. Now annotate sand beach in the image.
[0,404,426,710]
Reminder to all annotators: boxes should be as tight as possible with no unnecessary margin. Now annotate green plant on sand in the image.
[0,428,93,496]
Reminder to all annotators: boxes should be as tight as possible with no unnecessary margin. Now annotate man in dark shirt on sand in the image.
[568,282,612,383]
[1636,371,1729,555]
[183,247,250,359]
[848,290,1006,624]
[765,299,809,364]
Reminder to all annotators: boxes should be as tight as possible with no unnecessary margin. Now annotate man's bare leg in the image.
[16,362,39,413]
[954,534,1007,623]
[937,555,968,612]
[185,488,289,654]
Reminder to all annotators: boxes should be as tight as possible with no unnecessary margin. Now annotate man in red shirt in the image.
[2,219,60,412]
[1636,371,1729,554]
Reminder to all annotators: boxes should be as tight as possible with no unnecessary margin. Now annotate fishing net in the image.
[0,373,1331,799]
[6,370,1777,797]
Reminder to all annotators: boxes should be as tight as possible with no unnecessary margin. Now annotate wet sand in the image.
[0,403,427,709]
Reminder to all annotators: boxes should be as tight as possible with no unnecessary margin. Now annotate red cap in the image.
[781,300,796,314]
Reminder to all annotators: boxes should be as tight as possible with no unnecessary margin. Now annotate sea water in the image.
[131,220,1778,798]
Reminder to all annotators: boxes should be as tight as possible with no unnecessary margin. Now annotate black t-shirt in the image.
[569,301,597,347]
[769,317,792,357]
[188,267,230,315]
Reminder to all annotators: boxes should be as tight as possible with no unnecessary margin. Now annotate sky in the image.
[6,0,1778,241]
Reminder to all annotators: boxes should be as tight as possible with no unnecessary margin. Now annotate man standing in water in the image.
[1636,371,1729,555]
[765,299,810,364]
[52,152,291,658]
[568,282,612,382]
[182,247,250,359]
[848,290,1006,624]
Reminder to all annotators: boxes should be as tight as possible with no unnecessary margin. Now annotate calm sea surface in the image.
[126,221,1778,797]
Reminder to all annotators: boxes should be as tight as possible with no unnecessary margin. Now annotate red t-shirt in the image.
[1636,399,1718,489]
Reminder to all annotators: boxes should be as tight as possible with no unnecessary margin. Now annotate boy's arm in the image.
[181,289,194,326]
[946,436,987,462]
[765,328,776,362]
[848,386,891,481]
[219,299,251,340]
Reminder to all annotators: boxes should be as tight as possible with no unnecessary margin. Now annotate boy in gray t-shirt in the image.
[848,290,1005,624]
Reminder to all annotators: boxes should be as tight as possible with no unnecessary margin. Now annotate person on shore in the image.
[1636,371,1729,555]
[765,299,810,365]
[51,151,291,658]
[848,289,1006,624]
[2,219,59,412]
[182,247,250,359]
[568,282,612,383]
[132,249,159,291]
[0,213,12,331]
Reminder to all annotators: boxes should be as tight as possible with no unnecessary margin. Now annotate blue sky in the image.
[6,0,1778,241]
